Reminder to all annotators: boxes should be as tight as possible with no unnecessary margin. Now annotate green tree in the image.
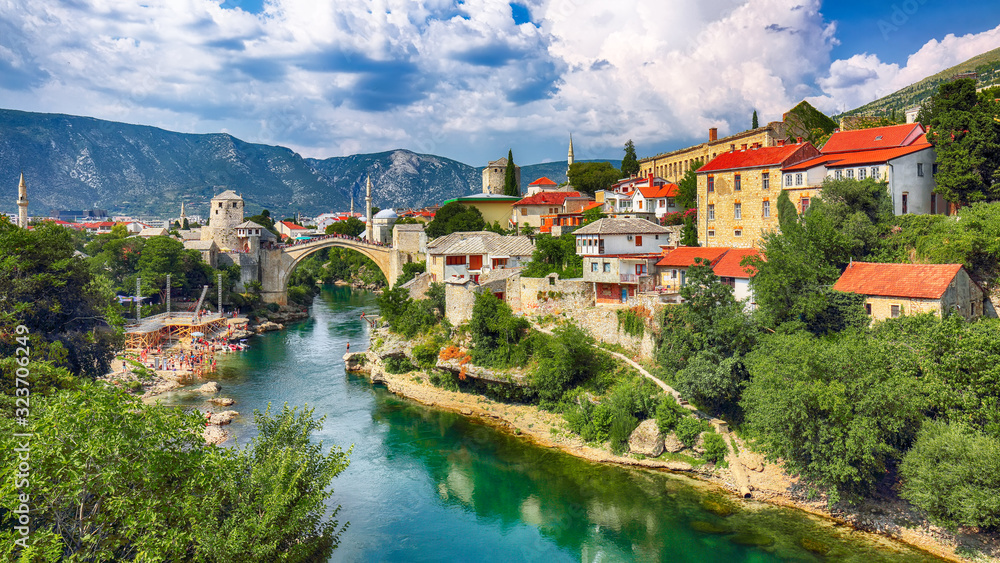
[621,140,640,177]
[676,160,702,209]
[680,213,698,246]
[742,332,926,504]
[926,78,1000,205]
[503,149,520,197]
[531,323,599,404]
[182,217,190,230]
[325,217,365,237]
[582,206,606,226]
[396,260,426,285]
[899,420,1000,530]
[247,209,279,236]
[567,162,621,196]
[425,202,485,239]
[521,233,582,278]
[752,109,759,129]
[468,292,531,368]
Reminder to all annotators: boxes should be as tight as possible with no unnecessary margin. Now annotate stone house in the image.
[426,231,534,283]
[781,123,940,215]
[183,239,220,268]
[696,141,820,248]
[711,247,760,306]
[639,123,789,182]
[276,220,309,240]
[525,176,559,195]
[575,218,671,304]
[511,191,583,232]
[655,247,730,294]
[832,262,987,321]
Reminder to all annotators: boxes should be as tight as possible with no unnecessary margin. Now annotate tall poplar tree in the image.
[621,140,640,177]
[752,110,759,129]
[503,149,519,197]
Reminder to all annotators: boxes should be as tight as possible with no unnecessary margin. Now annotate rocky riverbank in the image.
[347,332,999,563]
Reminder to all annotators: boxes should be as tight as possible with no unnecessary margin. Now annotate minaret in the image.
[566,134,575,178]
[17,172,28,229]
[180,201,186,221]
[365,175,373,241]
[350,193,355,217]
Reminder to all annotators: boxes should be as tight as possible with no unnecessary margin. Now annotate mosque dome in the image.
[373,208,398,220]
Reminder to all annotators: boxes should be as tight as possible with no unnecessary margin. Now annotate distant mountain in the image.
[836,46,1000,120]
[0,108,617,219]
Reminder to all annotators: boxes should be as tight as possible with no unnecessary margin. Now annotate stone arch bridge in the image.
[259,236,422,304]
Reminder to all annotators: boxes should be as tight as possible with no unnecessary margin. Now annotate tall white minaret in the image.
[365,175,373,241]
[17,172,28,229]
[350,193,355,216]
[566,134,575,179]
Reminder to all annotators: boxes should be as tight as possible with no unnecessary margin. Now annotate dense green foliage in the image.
[702,432,729,465]
[246,209,280,236]
[0,383,349,561]
[396,260,426,285]
[520,233,582,278]
[899,421,1000,530]
[567,162,621,195]
[615,308,645,337]
[620,140,640,177]
[468,292,532,368]
[531,324,601,404]
[782,101,838,147]
[425,202,486,239]
[751,110,759,129]
[925,78,1000,205]
[676,160,701,210]
[675,416,711,447]
[377,284,445,338]
[324,217,365,236]
[503,149,519,197]
[324,247,386,288]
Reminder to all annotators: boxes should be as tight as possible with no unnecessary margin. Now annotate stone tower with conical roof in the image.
[201,190,244,249]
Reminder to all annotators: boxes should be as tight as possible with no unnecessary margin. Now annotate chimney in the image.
[648,172,654,184]
[797,136,803,144]
[741,143,747,151]
[777,139,785,147]
[709,128,718,142]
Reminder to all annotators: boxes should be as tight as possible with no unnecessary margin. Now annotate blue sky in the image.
[0,0,998,167]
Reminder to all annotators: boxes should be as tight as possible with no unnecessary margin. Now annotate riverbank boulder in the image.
[628,419,664,457]
[209,410,239,425]
[663,433,685,453]
[209,397,236,407]
[255,321,283,333]
[203,425,228,445]
[194,381,221,394]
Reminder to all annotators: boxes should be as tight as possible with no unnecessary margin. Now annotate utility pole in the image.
[166,274,171,316]
[218,273,223,316]
[136,278,142,323]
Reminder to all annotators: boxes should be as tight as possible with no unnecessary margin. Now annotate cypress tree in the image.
[752,110,759,129]
[621,140,640,177]
[503,149,519,197]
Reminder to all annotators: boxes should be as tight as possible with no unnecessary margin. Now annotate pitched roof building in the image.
[832,262,987,321]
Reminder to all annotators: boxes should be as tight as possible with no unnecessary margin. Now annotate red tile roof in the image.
[832,262,964,299]
[712,248,761,278]
[279,221,308,230]
[698,143,819,173]
[529,177,558,186]
[513,191,581,206]
[782,142,933,172]
[638,183,679,198]
[582,202,604,212]
[821,124,925,153]
[656,247,730,268]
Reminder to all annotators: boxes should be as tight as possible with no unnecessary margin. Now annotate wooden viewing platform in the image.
[124,312,229,349]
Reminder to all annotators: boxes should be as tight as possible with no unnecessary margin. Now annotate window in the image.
[520,208,527,216]
[637,200,643,210]
[707,229,715,237]
[901,193,908,214]
[707,204,715,221]
[591,262,598,272]
[891,304,901,318]
[603,263,611,273]
[733,202,741,220]
[667,198,675,208]
[635,264,644,275]
[762,200,770,217]
[795,173,803,186]
[846,169,854,179]
[762,172,770,190]
[734,229,742,237]
[858,168,867,180]
[835,169,842,180]
[865,303,872,315]
[800,197,810,214]
[446,256,467,266]
[708,176,715,192]
[659,199,665,208]
[671,269,678,279]
[917,163,924,177]
[218,202,223,208]
[734,174,742,191]
[635,235,643,246]
[933,163,939,175]
[931,193,937,214]
[785,174,793,187]
[871,166,880,178]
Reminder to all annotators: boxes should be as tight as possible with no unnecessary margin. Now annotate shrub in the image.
[702,432,729,465]
[616,308,646,337]
[469,292,532,368]
[429,370,460,391]
[383,356,416,374]
[656,398,687,433]
[266,302,280,313]
[531,324,599,404]
[412,344,441,369]
[675,416,710,447]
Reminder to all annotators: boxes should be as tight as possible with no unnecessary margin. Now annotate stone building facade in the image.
[482,157,520,195]
[696,142,820,248]
[638,123,787,182]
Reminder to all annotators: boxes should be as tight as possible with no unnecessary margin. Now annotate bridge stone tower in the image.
[202,190,244,250]
[17,172,28,229]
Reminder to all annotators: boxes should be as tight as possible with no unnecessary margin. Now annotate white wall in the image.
[884,149,937,215]
[576,232,667,256]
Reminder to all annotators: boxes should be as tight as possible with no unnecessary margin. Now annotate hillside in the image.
[0,108,619,219]
[836,46,1000,119]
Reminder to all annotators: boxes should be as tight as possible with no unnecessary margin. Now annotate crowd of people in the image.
[277,232,389,249]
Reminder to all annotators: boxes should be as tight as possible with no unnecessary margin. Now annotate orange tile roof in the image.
[513,191,581,206]
[279,221,308,230]
[528,176,558,186]
[712,248,760,278]
[832,262,964,299]
[782,142,933,172]
[638,183,679,198]
[656,247,730,268]
[582,202,604,212]
[698,143,819,173]
[821,124,925,153]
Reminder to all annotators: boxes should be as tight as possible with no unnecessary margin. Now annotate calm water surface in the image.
[154,286,940,562]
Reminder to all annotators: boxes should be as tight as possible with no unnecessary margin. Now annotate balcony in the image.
[620,273,638,284]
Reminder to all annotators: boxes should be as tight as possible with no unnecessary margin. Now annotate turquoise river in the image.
[155,286,941,562]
